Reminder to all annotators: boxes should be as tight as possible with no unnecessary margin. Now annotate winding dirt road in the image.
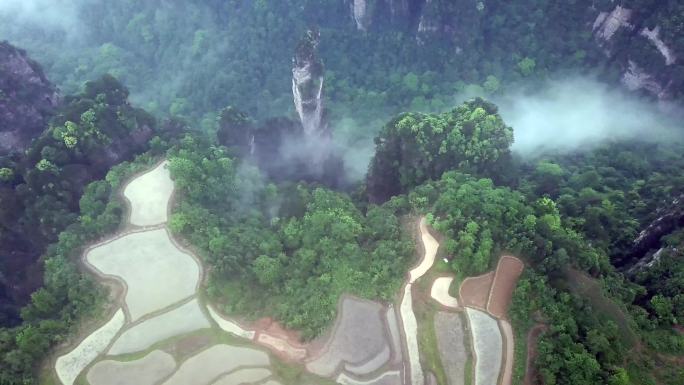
[398,217,440,385]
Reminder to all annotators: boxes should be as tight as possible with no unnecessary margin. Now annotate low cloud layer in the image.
[493,77,680,155]
[0,0,82,32]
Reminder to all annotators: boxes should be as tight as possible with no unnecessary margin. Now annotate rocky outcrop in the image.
[621,194,684,272]
[626,247,670,276]
[592,6,633,43]
[621,60,669,98]
[351,0,370,31]
[591,4,681,101]
[639,26,676,66]
[0,41,60,156]
[292,29,327,137]
[347,2,683,101]
[0,75,156,327]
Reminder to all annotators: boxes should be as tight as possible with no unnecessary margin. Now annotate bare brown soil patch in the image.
[253,317,308,362]
[523,324,547,385]
[487,256,524,319]
[459,272,494,310]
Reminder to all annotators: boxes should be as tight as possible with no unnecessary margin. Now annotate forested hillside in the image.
[1,1,684,385]
[2,0,683,133]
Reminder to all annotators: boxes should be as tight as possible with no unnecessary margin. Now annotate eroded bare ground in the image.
[459,272,495,310]
[487,256,524,319]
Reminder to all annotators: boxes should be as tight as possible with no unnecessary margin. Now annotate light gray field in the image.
[336,370,402,385]
[431,277,459,308]
[385,306,403,366]
[345,344,391,375]
[466,308,502,385]
[306,297,391,377]
[211,368,272,385]
[108,299,211,355]
[87,350,176,385]
[499,320,514,385]
[434,312,468,385]
[207,305,255,339]
[55,309,125,385]
[86,228,200,321]
[124,161,174,226]
[162,344,270,385]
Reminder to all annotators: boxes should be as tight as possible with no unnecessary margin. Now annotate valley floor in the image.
[47,161,528,385]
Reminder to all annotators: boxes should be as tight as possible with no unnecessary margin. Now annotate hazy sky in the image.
[0,0,82,32]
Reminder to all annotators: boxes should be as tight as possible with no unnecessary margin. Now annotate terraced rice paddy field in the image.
[466,308,502,385]
[434,312,467,385]
[52,161,328,385]
[50,161,528,385]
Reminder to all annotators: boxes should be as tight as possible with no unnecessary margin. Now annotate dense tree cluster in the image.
[507,141,684,385]
[407,172,606,276]
[366,98,513,202]
[0,153,164,384]
[1,2,684,375]
[360,101,684,384]
[0,76,157,326]
[4,0,683,138]
[168,135,413,338]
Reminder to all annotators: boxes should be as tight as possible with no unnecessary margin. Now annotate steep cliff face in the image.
[0,41,60,155]
[347,1,683,100]
[351,0,370,31]
[292,28,327,137]
[591,3,682,101]
[0,74,155,326]
[621,194,684,274]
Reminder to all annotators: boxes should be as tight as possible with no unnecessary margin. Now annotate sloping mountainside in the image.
[351,0,684,100]
[0,2,684,385]
[0,42,59,155]
[0,42,163,325]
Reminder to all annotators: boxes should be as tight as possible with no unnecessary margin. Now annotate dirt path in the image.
[410,218,439,283]
[498,320,514,385]
[398,217,441,385]
[523,324,547,385]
